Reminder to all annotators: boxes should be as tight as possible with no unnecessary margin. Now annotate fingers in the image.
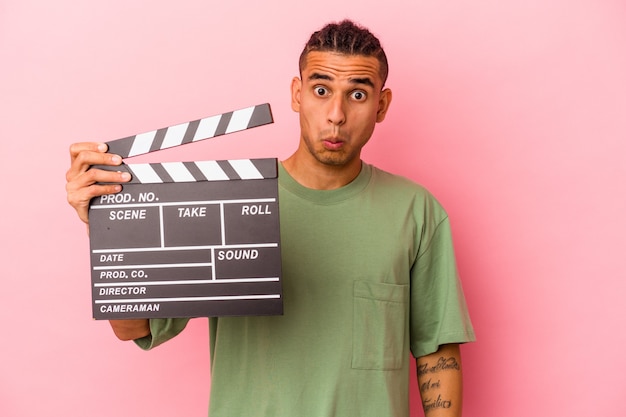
[69,142,108,161]
[67,167,132,221]
[67,182,123,224]
[66,142,123,183]
[67,167,131,194]
[66,141,130,224]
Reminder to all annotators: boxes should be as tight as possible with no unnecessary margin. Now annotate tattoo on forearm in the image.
[422,395,452,413]
[418,356,460,413]
[417,356,460,377]
[419,378,441,393]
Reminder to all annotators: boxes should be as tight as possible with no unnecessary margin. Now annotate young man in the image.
[66,20,474,417]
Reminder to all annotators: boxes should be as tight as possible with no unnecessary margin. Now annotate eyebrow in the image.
[308,72,375,88]
[308,73,333,82]
[349,77,375,88]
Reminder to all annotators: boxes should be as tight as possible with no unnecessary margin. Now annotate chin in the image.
[314,153,353,167]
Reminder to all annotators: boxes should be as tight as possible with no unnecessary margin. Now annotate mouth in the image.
[322,137,345,150]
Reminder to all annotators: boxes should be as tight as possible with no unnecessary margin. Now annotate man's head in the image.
[299,20,389,87]
[288,21,393,183]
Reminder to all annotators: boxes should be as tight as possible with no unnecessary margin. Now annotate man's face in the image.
[291,51,391,168]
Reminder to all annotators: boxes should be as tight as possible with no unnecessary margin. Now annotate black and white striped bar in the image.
[106,103,273,158]
[100,158,278,184]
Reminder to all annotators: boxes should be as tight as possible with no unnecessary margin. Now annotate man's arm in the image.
[416,343,464,417]
[66,142,148,340]
[109,320,151,341]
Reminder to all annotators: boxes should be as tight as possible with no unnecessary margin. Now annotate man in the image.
[66,20,475,416]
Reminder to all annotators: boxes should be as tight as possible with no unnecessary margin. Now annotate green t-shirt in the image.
[136,162,474,417]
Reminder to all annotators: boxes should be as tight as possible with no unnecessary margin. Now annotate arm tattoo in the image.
[422,395,453,413]
[418,356,460,414]
[417,356,460,377]
[419,378,441,393]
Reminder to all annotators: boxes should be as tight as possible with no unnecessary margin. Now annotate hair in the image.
[299,19,389,86]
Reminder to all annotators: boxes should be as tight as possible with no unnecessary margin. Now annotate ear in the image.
[375,88,392,123]
[291,77,302,112]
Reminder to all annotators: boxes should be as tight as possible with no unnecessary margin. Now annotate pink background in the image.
[2,1,625,416]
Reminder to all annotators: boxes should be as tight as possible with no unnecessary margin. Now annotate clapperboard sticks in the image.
[107,103,273,159]
[111,157,279,185]
[89,103,283,320]
[98,103,275,183]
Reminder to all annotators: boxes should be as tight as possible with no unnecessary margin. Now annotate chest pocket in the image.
[352,281,409,370]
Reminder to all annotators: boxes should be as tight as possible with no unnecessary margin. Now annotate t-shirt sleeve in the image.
[134,318,190,350]
[410,216,475,358]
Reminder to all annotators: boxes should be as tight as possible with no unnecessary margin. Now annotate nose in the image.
[327,95,346,126]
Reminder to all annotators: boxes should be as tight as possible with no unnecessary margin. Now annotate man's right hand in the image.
[66,143,151,341]
[65,142,131,224]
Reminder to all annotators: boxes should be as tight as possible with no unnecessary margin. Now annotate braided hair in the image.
[299,20,389,86]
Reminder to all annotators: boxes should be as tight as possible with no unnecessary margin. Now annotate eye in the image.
[314,86,329,97]
[351,90,367,101]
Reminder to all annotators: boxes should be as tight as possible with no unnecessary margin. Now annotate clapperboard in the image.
[88,103,282,320]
